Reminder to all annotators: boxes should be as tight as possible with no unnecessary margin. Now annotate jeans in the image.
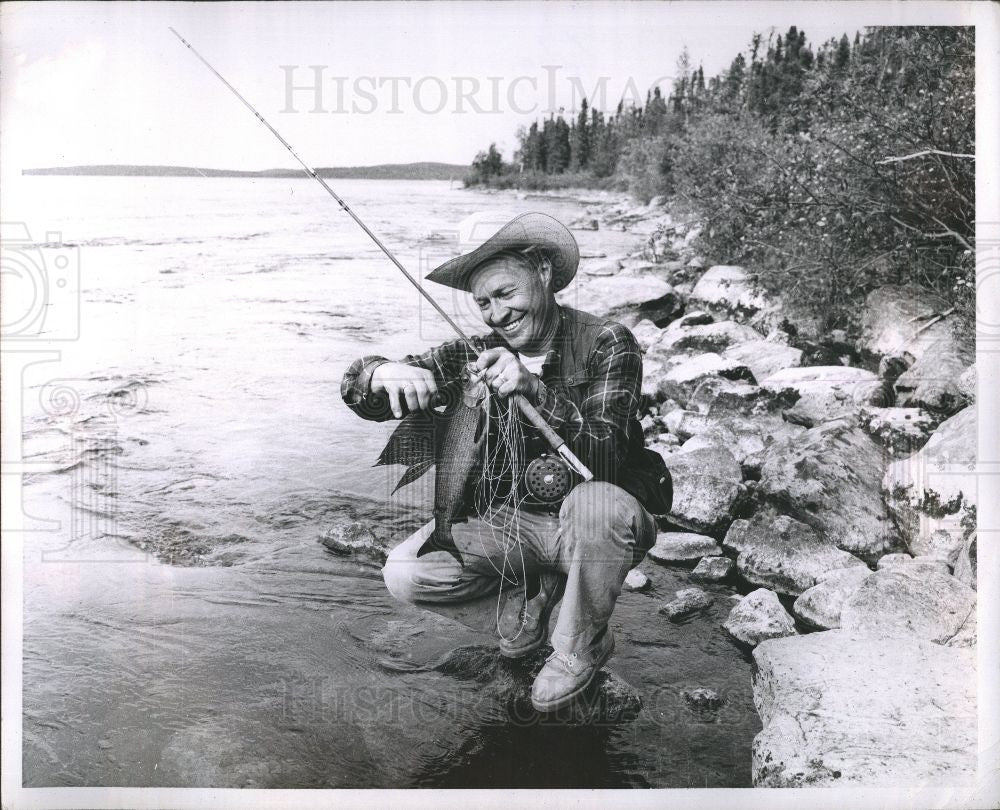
[382,481,657,656]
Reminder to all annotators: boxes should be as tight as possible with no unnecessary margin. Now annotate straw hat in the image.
[425,212,579,292]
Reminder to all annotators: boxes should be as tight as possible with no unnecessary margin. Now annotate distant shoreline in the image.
[22,163,467,181]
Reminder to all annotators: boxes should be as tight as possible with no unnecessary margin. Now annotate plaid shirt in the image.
[341,305,644,478]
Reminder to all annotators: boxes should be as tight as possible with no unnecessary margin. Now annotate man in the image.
[341,212,670,712]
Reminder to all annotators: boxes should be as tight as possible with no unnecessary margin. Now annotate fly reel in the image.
[523,453,574,506]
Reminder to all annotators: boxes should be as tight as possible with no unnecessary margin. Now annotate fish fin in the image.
[375,411,435,467]
[391,460,434,493]
[415,532,465,567]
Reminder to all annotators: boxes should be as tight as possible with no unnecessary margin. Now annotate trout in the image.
[375,363,488,566]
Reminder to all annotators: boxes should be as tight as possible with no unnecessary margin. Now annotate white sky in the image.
[0,1,982,173]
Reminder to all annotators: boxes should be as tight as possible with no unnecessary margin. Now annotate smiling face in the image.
[469,251,559,353]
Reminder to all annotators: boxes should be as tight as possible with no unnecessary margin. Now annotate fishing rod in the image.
[169,28,593,482]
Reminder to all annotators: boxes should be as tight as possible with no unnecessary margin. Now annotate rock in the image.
[957,363,976,402]
[690,556,735,582]
[580,258,621,276]
[688,255,707,269]
[689,265,770,320]
[569,218,599,231]
[840,566,976,645]
[655,353,756,407]
[655,320,761,355]
[758,419,902,562]
[723,588,798,647]
[320,523,388,564]
[858,406,938,454]
[857,286,974,414]
[622,569,650,592]
[647,531,722,564]
[560,276,680,326]
[675,309,715,328]
[723,340,803,382]
[883,406,976,556]
[662,445,746,536]
[761,366,888,427]
[875,554,950,577]
[792,566,872,630]
[907,529,965,567]
[631,318,664,352]
[752,630,977,786]
[682,687,723,709]
[953,534,977,590]
[725,513,867,597]
[659,587,714,621]
[946,607,976,648]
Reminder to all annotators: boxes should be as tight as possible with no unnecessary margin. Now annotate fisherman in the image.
[341,212,671,712]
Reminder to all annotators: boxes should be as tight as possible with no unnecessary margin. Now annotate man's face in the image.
[469,254,555,352]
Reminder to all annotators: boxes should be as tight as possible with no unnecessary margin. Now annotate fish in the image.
[375,363,488,566]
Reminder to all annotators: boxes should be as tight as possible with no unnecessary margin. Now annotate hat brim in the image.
[425,212,579,292]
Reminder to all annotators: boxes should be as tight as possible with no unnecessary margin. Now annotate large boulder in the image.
[654,353,755,407]
[752,631,977,786]
[792,566,873,630]
[661,444,746,536]
[883,406,977,556]
[723,340,803,382]
[758,419,903,562]
[761,366,889,427]
[724,513,867,597]
[840,565,976,645]
[857,285,974,414]
[647,531,722,565]
[858,406,938,455]
[560,276,682,326]
[689,265,770,320]
[654,320,761,355]
[723,588,798,647]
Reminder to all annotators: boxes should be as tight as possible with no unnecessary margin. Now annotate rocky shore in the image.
[563,196,978,787]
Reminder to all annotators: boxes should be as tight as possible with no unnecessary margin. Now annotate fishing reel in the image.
[522,452,575,507]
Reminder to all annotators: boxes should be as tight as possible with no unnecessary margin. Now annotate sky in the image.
[0,1,982,173]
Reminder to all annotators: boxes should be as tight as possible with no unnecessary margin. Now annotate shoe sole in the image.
[498,578,565,660]
[530,635,616,712]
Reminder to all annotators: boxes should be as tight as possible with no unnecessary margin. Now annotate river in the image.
[11,176,759,788]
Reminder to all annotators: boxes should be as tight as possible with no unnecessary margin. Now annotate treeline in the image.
[467,27,975,328]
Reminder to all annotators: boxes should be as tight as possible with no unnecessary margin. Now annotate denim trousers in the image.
[382,481,657,656]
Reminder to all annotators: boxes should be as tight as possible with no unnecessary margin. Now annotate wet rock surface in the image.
[659,588,715,621]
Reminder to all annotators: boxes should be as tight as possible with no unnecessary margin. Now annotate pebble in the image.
[623,569,651,592]
[659,587,714,621]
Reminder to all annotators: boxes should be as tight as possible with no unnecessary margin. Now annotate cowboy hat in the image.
[425,212,579,292]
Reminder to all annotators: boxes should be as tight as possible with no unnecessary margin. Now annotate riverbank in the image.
[550,193,978,786]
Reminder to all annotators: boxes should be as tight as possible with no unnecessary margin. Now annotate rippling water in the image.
[13,176,759,787]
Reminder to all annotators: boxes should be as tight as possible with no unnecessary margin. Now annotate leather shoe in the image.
[498,571,564,659]
[530,626,615,712]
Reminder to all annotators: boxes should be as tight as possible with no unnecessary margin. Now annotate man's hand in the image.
[476,348,540,400]
[370,362,438,418]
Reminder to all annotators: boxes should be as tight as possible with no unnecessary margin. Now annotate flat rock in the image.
[726,513,867,597]
[762,366,888,427]
[647,531,722,564]
[858,406,938,455]
[655,320,761,355]
[792,566,873,630]
[907,529,965,567]
[659,587,714,621]
[656,353,756,407]
[723,340,803,382]
[758,419,902,562]
[622,569,650,592]
[689,265,770,319]
[875,553,950,578]
[840,565,976,645]
[723,588,798,647]
[690,556,734,582]
[675,309,714,328]
[752,630,977,786]
[883,406,976,556]
[560,276,680,325]
[661,444,746,536]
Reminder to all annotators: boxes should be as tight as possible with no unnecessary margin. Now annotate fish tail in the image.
[416,523,465,567]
